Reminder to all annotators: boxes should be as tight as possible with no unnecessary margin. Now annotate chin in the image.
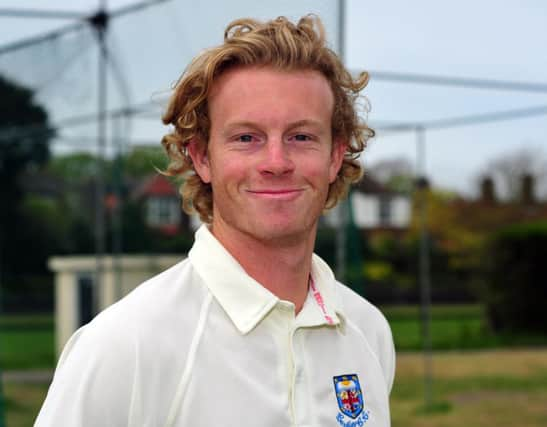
[247,218,315,244]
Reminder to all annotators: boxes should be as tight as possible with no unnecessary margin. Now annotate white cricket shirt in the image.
[35,225,395,427]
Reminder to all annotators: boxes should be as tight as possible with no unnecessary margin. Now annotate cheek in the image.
[305,161,336,188]
[210,156,248,186]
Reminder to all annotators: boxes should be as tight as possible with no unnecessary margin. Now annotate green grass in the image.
[0,314,55,370]
[391,350,547,427]
[2,350,547,427]
[382,304,547,351]
[1,305,547,371]
[0,310,546,426]
[1,306,547,371]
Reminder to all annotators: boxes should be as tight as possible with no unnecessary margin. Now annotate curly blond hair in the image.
[161,15,374,224]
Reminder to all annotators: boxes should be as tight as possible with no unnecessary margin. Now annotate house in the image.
[135,173,412,235]
[449,174,547,232]
[132,174,195,235]
[323,174,411,232]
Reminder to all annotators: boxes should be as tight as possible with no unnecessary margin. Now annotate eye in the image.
[237,134,254,143]
[290,134,313,142]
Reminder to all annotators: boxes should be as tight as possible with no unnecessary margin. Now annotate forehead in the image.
[207,66,335,123]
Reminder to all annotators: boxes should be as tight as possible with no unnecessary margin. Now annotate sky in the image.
[1,0,547,196]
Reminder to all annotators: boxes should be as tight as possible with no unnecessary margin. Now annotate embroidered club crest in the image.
[333,374,364,419]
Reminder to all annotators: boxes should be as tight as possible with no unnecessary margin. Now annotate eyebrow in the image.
[286,119,325,132]
[222,121,261,135]
[222,119,326,135]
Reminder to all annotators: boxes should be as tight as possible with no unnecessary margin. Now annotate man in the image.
[35,15,395,427]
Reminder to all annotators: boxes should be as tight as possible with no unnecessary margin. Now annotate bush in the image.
[484,221,547,334]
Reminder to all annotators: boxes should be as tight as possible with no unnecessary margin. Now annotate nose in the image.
[258,139,295,176]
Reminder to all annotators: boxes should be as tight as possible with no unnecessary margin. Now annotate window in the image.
[378,196,391,226]
[147,197,180,226]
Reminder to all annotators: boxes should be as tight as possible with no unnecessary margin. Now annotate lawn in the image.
[382,304,547,351]
[1,308,547,425]
[391,349,547,427]
[3,383,50,427]
[3,349,547,427]
[0,315,54,370]
[2,305,546,370]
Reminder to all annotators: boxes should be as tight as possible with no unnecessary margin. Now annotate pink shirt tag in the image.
[309,276,335,325]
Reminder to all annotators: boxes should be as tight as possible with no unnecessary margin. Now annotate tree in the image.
[47,152,99,184]
[483,222,547,334]
[401,188,485,302]
[122,145,168,178]
[45,148,191,256]
[367,157,415,193]
[0,75,53,189]
[0,75,55,310]
[0,75,54,265]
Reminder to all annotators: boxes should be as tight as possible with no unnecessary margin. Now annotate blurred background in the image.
[1,0,546,425]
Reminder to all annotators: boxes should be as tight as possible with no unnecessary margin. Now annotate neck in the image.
[210,223,317,314]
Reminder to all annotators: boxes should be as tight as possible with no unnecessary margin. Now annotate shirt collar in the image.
[189,225,346,334]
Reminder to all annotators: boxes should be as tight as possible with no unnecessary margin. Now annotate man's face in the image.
[189,66,345,244]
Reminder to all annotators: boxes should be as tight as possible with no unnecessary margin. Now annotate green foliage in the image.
[2,194,79,309]
[363,260,393,282]
[41,149,190,256]
[2,139,182,310]
[484,221,547,334]
[315,227,336,267]
[47,152,99,184]
[46,147,169,192]
[0,195,70,311]
[0,75,54,281]
[367,234,415,289]
[123,146,168,178]
[385,174,415,194]
[0,75,53,180]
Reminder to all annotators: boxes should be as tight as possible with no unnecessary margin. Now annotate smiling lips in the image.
[246,189,304,200]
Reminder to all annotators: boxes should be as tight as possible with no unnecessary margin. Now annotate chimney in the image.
[414,176,430,190]
[480,176,496,204]
[521,174,535,204]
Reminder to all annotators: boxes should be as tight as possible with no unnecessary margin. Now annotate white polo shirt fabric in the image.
[35,225,395,427]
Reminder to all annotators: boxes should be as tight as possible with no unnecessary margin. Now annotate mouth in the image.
[246,189,304,200]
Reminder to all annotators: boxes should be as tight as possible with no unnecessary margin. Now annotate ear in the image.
[186,138,211,183]
[328,137,346,183]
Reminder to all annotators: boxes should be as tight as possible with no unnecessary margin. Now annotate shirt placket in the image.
[288,323,297,425]
[274,301,299,427]
[289,325,314,427]
[289,282,340,427]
